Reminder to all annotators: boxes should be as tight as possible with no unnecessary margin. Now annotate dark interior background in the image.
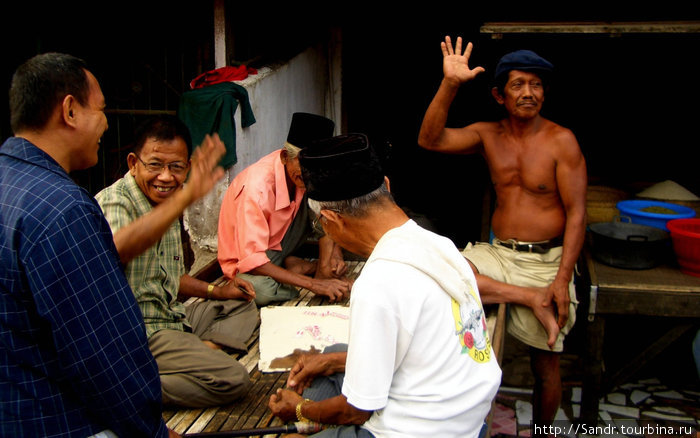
[340,10,700,247]
[2,4,699,247]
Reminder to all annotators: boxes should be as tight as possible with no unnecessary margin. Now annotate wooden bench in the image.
[166,258,505,437]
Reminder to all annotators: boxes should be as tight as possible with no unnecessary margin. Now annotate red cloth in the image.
[189,65,258,89]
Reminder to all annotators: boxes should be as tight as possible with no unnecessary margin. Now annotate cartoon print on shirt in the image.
[451,290,492,363]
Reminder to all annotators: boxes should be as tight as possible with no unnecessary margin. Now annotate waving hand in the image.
[441,36,485,85]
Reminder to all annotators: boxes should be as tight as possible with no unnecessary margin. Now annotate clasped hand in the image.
[268,352,332,422]
[268,387,302,423]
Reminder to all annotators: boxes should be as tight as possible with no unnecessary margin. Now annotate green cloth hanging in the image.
[177,82,256,169]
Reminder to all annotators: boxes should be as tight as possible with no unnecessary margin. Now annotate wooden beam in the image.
[213,0,227,67]
[480,21,700,36]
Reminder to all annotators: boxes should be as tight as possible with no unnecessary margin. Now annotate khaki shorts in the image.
[461,240,578,352]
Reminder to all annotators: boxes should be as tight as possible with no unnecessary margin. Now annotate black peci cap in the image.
[299,133,384,202]
[286,112,335,149]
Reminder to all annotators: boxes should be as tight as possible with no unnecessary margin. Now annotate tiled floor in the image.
[491,378,699,437]
[491,331,700,437]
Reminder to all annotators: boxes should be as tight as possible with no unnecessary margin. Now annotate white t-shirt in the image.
[342,220,502,438]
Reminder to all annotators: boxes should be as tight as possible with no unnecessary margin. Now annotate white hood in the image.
[367,220,480,306]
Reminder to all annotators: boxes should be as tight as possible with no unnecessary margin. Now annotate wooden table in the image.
[577,247,700,425]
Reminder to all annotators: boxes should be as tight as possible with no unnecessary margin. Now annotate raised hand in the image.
[441,36,485,86]
[183,133,226,203]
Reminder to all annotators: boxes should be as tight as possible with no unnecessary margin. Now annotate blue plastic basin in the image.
[616,200,696,231]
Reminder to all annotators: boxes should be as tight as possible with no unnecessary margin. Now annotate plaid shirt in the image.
[0,138,168,437]
[96,173,189,338]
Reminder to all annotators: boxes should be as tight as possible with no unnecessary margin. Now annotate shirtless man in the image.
[418,37,587,431]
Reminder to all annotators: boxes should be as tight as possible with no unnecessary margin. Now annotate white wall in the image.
[184,42,342,255]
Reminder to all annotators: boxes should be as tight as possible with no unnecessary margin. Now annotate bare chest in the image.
[482,138,558,194]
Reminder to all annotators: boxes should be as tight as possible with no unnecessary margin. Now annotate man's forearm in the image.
[554,215,586,286]
[317,235,336,271]
[300,395,372,426]
[417,79,460,149]
[320,351,348,375]
[177,274,211,299]
[476,273,539,307]
[251,262,314,290]
[112,188,193,264]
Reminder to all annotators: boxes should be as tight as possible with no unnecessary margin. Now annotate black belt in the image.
[496,236,563,254]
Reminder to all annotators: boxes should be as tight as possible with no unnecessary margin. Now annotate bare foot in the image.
[202,340,222,350]
[529,288,560,349]
[284,256,317,276]
[315,261,349,280]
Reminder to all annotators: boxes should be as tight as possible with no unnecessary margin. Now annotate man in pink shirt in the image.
[218,113,352,305]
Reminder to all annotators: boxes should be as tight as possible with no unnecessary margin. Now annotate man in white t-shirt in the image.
[267,133,502,438]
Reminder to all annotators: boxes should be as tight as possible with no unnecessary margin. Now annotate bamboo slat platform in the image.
[164,260,365,437]
[165,258,505,437]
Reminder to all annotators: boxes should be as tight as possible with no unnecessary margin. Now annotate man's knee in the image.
[253,284,299,306]
[161,366,251,407]
[224,360,253,390]
[226,373,253,400]
[323,343,348,354]
[254,291,277,306]
[206,360,253,403]
[239,273,298,306]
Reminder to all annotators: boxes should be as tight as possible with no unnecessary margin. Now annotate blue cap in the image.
[494,50,553,81]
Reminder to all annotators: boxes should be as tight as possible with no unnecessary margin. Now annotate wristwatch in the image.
[206,283,215,299]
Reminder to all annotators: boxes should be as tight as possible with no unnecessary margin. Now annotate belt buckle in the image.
[501,239,518,251]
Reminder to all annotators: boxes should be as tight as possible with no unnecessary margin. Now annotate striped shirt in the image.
[96,172,189,338]
[0,137,167,437]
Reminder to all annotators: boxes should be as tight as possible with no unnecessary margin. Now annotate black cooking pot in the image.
[588,216,671,269]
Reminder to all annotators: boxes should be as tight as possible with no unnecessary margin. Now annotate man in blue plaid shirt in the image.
[0,53,176,437]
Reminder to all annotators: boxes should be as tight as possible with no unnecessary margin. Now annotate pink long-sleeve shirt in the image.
[217,149,304,279]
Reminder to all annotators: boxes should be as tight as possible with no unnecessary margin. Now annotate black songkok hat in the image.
[299,133,384,202]
[286,112,335,149]
[494,49,553,82]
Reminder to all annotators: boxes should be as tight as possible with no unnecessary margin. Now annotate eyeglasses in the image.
[312,213,325,231]
[135,154,189,175]
[312,208,341,230]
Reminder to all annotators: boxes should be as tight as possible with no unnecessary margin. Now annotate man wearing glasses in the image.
[96,115,258,408]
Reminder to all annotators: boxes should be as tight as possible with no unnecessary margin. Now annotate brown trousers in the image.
[149,299,258,407]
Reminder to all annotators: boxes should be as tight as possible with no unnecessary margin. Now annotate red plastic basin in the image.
[667,218,700,277]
